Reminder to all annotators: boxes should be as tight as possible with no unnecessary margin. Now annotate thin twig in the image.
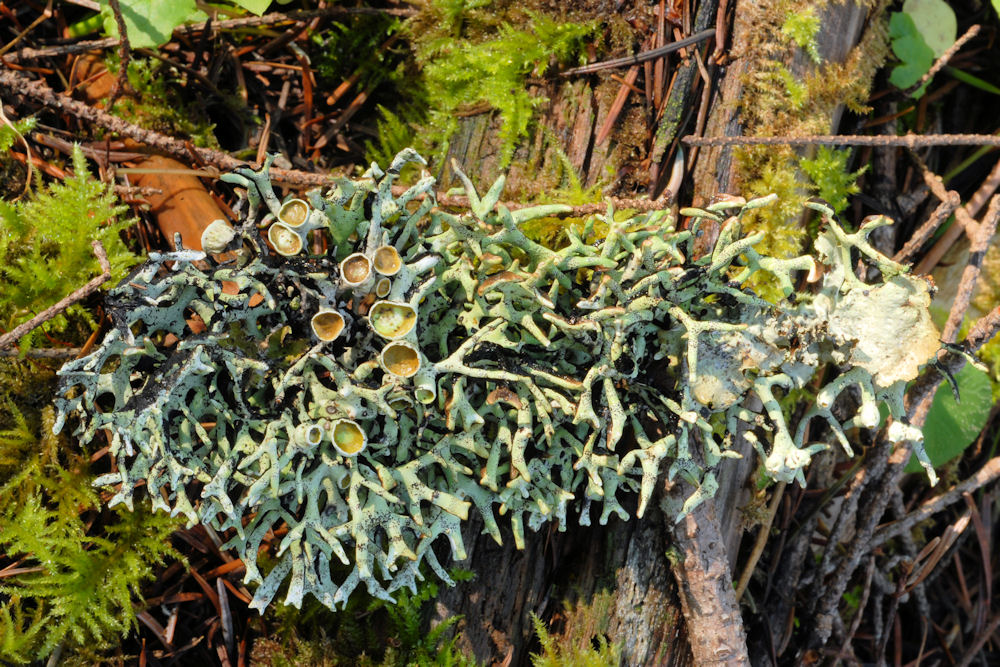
[957,612,1000,667]
[683,133,1000,148]
[904,24,981,97]
[561,28,716,76]
[734,482,785,600]
[0,98,33,197]
[0,241,111,350]
[0,67,676,213]
[0,347,82,359]
[173,6,416,34]
[838,557,877,659]
[3,7,417,61]
[942,195,1000,343]
[915,156,1000,275]
[0,0,53,58]
[893,195,959,264]
[105,0,132,109]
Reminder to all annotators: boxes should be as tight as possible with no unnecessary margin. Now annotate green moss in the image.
[0,116,35,154]
[105,56,220,148]
[799,146,866,217]
[781,7,821,64]
[0,360,181,664]
[368,2,598,170]
[729,0,889,300]
[0,146,138,352]
[775,65,809,111]
[251,568,477,666]
[530,592,621,667]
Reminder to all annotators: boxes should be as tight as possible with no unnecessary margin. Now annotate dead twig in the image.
[595,65,640,145]
[957,613,1000,667]
[561,28,716,76]
[893,194,959,264]
[667,492,750,664]
[0,240,111,350]
[0,0,53,58]
[0,97,33,197]
[871,462,1000,549]
[0,67,677,215]
[683,133,1000,148]
[0,347,82,359]
[3,7,417,61]
[941,194,1000,343]
[915,155,1000,275]
[734,482,785,600]
[837,556,877,660]
[904,24,981,97]
[105,0,132,109]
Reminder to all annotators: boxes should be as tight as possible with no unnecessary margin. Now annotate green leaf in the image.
[230,0,272,15]
[100,0,201,49]
[994,0,1000,19]
[906,365,994,472]
[888,12,934,90]
[902,0,956,57]
[946,66,1000,96]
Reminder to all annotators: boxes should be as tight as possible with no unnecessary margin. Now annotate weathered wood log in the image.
[431,2,884,663]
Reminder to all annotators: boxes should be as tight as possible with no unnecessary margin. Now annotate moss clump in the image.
[530,591,621,667]
[250,569,476,666]
[103,56,220,148]
[0,360,181,664]
[0,146,138,352]
[369,0,599,171]
[731,0,889,299]
[799,146,867,218]
[781,7,821,64]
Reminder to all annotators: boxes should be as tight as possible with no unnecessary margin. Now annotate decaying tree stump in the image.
[432,1,885,663]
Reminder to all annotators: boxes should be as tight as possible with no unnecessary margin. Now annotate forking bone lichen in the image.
[54,149,942,612]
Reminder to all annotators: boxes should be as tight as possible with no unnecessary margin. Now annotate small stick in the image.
[837,556,877,659]
[595,65,640,145]
[0,0,53,58]
[893,194,959,264]
[683,133,1000,148]
[0,241,111,350]
[561,28,717,76]
[903,24,981,97]
[105,0,133,109]
[914,154,1000,275]
[0,99,33,197]
[0,347,82,359]
[734,481,785,600]
[957,612,1000,667]
[941,195,1000,343]
[0,67,677,213]
[3,7,417,61]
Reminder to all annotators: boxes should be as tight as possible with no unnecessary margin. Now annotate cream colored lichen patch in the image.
[827,275,940,387]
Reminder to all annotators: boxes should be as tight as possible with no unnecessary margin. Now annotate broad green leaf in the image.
[888,12,934,90]
[100,0,201,49]
[906,365,994,473]
[230,0,272,15]
[903,0,957,57]
[994,0,1000,19]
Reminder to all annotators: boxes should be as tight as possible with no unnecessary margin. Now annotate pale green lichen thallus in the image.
[54,150,942,612]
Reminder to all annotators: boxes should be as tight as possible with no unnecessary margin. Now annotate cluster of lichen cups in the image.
[262,194,436,457]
